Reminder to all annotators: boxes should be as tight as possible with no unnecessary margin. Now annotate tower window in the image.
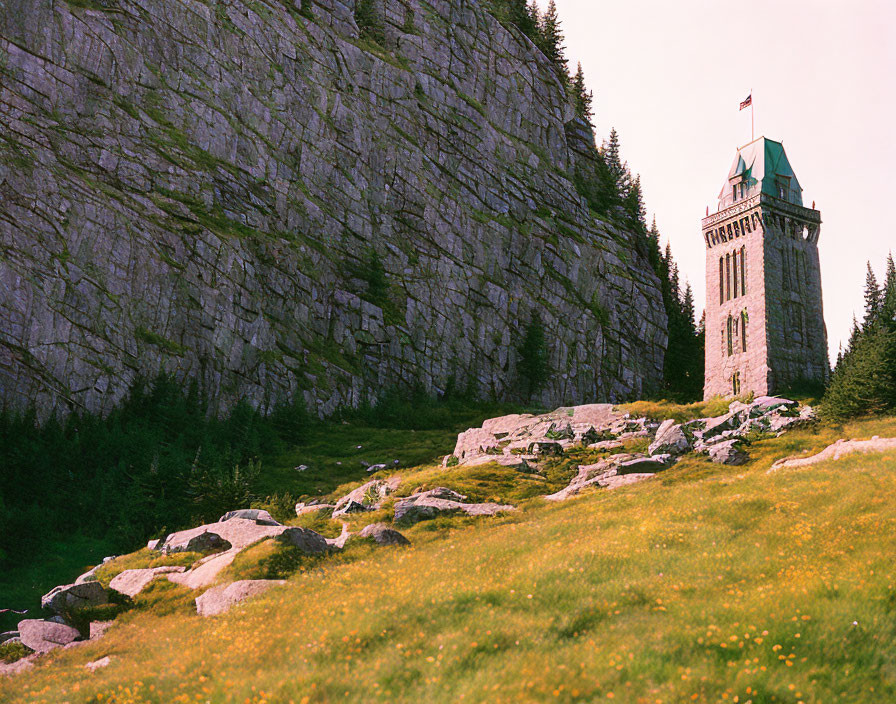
[732,371,741,396]
[733,255,739,298]
[727,315,734,356]
[726,253,731,301]
[741,310,748,352]
[740,246,747,295]
[719,256,724,305]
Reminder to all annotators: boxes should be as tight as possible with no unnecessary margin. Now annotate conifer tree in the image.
[624,175,647,232]
[506,0,538,40]
[571,62,593,122]
[601,128,631,199]
[538,0,568,77]
[863,261,882,328]
[883,252,896,320]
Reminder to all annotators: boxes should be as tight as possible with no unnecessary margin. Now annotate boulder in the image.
[41,581,108,614]
[146,539,161,551]
[528,440,564,456]
[85,656,112,671]
[109,566,187,598]
[648,420,691,456]
[218,509,281,526]
[332,499,370,516]
[18,619,80,653]
[89,621,114,640]
[295,503,335,517]
[333,477,401,517]
[394,493,515,525]
[708,439,749,465]
[195,580,285,617]
[158,529,232,555]
[617,455,673,474]
[0,631,19,645]
[276,527,332,554]
[158,518,290,553]
[0,653,35,676]
[358,523,411,546]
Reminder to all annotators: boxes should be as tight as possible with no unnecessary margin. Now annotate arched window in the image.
[733,254,739,298]
[719,257,724,305]
[726,253,731,301]
[740,246,747,295]
[741,310,748,352]
[732,371,741,396]
[726,315,734,356]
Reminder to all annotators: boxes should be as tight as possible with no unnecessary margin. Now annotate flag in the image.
[739,94,752,110]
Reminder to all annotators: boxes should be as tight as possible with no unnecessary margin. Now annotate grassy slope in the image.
[4,413,896,702]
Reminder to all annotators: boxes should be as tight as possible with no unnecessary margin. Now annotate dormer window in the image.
[775,176,791,200]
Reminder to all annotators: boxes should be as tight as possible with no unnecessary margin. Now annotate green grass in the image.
[5,415,896,701]
[0,534,115,633]
[619,395,752,423]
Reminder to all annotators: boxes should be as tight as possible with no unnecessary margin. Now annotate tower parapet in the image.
[702,137,828,399]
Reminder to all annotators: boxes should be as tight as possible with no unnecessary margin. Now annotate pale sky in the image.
[549,0,895,360]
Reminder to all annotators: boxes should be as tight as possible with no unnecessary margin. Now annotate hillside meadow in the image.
[2,412,896,703]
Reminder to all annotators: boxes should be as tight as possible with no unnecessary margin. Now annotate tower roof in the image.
[718,137,803,208]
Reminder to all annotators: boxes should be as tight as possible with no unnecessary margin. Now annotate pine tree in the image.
[625,175,647,232]
[538,0,568,77]
[571,62,593,122]
[601,128,631,199]
[883,252,896,321]
[863,261,882,328]
[506,0,538,40]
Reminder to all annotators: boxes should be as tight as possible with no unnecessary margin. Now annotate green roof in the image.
[718,137,803,208]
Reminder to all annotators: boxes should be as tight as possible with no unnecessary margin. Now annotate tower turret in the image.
[702,137,828,398]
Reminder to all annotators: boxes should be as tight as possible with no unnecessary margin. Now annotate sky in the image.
[548,0,896,360]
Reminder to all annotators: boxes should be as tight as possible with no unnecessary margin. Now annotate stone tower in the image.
[702,137,828,399]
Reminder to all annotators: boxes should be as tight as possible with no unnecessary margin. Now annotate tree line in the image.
[822,254,896,420]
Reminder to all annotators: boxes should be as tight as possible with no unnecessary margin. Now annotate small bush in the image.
[0,641,31,664]
[355,0,385,44]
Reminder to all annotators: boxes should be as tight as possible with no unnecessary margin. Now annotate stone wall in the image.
[0,0,667,418]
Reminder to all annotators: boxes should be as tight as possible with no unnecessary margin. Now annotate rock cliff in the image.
[0,0,666,416]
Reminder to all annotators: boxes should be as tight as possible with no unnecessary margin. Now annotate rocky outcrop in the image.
[195,580,285,617]
[332,477,401,517]
[447,404,649,467]
[0,0,666,419]
[393,488,515,525]
[770,436,896,472]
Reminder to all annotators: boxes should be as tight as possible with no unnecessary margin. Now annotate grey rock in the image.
[89,621,115,640]
[85,656,112,671]
[295,503,335,517]
[358,523,411,546]
[0,631,19,645]
[218,509,281,526]
[160,530,232,555]
[394,492,515,525]
[617,455,673,474]
[276,527,332,554]
[41,581,108,614]
[17,620,80,653]
[108,566,187,598]
[648,420,691,456]
[708,439,749,465]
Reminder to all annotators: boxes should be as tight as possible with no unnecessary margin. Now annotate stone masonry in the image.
[702,137,827,399]
[0,0,667,418]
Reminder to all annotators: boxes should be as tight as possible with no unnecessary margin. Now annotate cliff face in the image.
[0,0,666,417]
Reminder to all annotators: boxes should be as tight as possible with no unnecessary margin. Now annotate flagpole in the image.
[751,87,754,141]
